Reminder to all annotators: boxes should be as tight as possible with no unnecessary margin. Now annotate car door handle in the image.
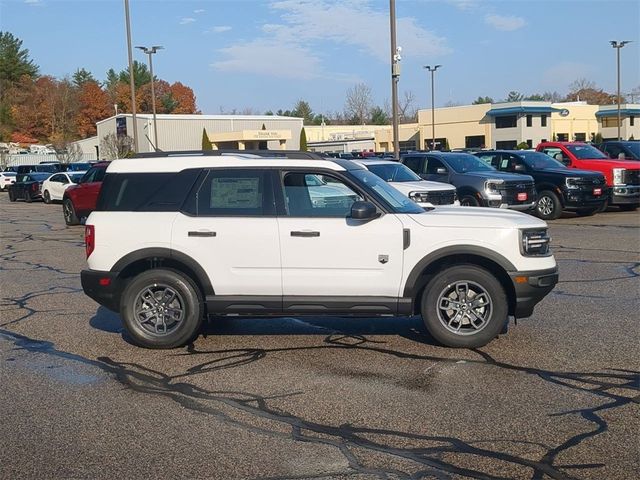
[188,230,216,237]
[290,231,320,237]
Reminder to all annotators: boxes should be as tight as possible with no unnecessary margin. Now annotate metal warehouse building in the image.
[76,114,304,158]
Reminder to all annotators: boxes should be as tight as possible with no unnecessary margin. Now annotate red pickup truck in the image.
[62,162,110,225]
[536,142,639,211]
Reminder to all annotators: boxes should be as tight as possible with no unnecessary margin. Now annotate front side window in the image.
[282,172,362,217]
[519,151,565,169]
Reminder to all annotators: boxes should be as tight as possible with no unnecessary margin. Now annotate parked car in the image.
[7,172,51,202]
[67,162,95,172]
[536,142,640,211]
[4,166,20,173]
[0,171,17,191]
[401,152,537,211]
[595,141,640,161]
[354,158,460,208]
[62,162,110,225]
[16,164,59,175]
[81,153,557,349]
[42,171,87,203]
[475,150,608,220]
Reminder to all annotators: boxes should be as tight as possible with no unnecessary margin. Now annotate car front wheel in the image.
[460,194,480,207]
[421,265,508,348]
[63,198,80,225]
[535,190,562,220]
[43,190,51,204]
[120,269,204,349]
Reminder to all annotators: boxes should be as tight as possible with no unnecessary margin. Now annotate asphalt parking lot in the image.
[1,194,638,480]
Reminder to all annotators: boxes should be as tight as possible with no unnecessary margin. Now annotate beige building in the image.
[596,104,640,140]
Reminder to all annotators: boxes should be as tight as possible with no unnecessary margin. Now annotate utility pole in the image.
[389,0,401,159]
[610,40,631,141]
[124,0,139,153]
[424,65,441,150]
[136,46,163,151]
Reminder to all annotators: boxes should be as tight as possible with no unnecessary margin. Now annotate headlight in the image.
[484,179,504,194]
[520,229,551,256]
[565,177,581,189]
[409,191,428,202]
[613,168,625,185]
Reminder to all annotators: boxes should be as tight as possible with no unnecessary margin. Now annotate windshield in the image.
[518,151,566,169]
[565,144,608,159]
[349,169,424,214]
[366,163,422,182]
[444,153,496,173]
[69,173,85,183]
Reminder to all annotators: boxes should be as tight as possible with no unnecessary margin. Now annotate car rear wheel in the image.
[43,190,51,204]
[25,190,32,203]
[120,269,204,349]
[460,194,480,207]
[535,190,562,220]
[8,189,16,202]
[596,199,609,213]
[63,198,80,225]
[421,265,508,348]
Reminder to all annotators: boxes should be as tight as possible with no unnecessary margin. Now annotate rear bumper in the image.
[509,267,558,318]
[81,269,122,312]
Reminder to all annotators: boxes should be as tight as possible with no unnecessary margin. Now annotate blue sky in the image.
[2,0,639,116]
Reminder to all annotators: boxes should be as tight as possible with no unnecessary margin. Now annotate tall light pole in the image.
[610,40,631,141]
[389,0,400,159]
[123,0,139,153]
[424,65,441,150]
[136,45,163,151]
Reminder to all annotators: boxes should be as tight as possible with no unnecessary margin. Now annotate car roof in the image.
[107,155,360,174]
[353,158,402,166]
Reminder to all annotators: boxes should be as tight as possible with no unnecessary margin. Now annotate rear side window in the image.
[183,169,274,216]
[97,170,200,212]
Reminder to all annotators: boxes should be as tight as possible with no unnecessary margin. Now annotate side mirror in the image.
[350,201,378,220]
[436,167,448,175]
[514,164,526,172]
[562,158,571,166]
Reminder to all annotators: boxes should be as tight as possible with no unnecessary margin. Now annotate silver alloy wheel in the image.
[63,202,72,221]
[436,280,493,335]
[133,284,185,336]
[538,195,554,216]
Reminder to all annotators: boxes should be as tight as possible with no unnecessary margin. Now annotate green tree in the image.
[202,128,212,150]
[505,91,524,102]
[118,60,152,88]
[516,142,530,150]
[72,68,96,88]
[299,127,307,151]
[472,96,493,104]
[292,100,314,124]
[370,106,389,125]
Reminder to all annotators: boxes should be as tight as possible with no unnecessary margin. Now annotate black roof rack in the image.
[132,149,328,160]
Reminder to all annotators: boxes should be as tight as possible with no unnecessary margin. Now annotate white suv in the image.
[354,158,460,208]
[81,154,558,349]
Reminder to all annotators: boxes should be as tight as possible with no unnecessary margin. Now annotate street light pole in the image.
[136,45,163,151]
[424,65,441,150]
[124,0,139,153]
[610,40,631,141]
[389,0,401,159]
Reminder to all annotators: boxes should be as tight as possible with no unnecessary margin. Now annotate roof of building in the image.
[595,108,640,118]
[97,114,302,125]
[486,106,561,116]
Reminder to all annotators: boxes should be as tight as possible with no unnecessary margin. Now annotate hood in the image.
[538,168,604,178]
[461,171,534,183]
[577,158,640,169]
[408,206,547,229]
[389,180,456,194]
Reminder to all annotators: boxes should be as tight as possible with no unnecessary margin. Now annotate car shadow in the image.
[89,307,440,347]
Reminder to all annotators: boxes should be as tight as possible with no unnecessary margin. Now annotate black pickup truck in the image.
[475,150,608,220]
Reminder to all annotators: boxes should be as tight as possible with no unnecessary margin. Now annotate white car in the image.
[42,171,87,203]
[354,159,460,208]
[0,171,17,191]
[81,153,558,350]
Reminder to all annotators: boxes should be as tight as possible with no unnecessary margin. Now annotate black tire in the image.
[25,190,32,203]
[460,194,480,207]
[120,269,204,349]
[421,265,508,348]
[63,198,80,225]
[8,189,16,202]
[43,190,51,204]
[575,207,598,217]
[596,198,609,213]
[535,190,562,220]
[618,204,638,212]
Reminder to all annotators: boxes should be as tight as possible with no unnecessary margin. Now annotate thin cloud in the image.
[209,25,232,33]
[447,0,479,11]
[24,0,44,5]
[484,13,526,31]
[194,9,205,14]
[179,17,196,25]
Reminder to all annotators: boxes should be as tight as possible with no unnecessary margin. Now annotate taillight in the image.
[85,225,95,258]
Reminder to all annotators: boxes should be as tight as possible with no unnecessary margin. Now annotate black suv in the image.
[475,150,608,220]
[595,141,640,161]
[401,151,536,211]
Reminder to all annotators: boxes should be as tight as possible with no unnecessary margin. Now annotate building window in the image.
[465,135,486,148]
[602,117,620,128]
[556,133,569,141]
[526,139,532,148]
[399,140,416,151]
[631,116,635,126]
[496,140,518,149]
[495,115,517,129]
[541,115,547,127]
[574,133,586,142]
[526,115,532,127]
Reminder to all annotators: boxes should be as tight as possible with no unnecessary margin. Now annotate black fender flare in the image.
[402,245,516,298]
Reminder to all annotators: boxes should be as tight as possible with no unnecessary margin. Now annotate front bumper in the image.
[611,185,640,206]
[562,186,609,210]
[81,269,122,312]
[509,267,558,318]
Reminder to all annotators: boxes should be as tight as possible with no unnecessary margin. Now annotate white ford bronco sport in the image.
[81,153,558,349]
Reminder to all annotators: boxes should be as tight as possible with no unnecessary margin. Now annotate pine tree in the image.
[202,128,212,150]
[299,127,307,151]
